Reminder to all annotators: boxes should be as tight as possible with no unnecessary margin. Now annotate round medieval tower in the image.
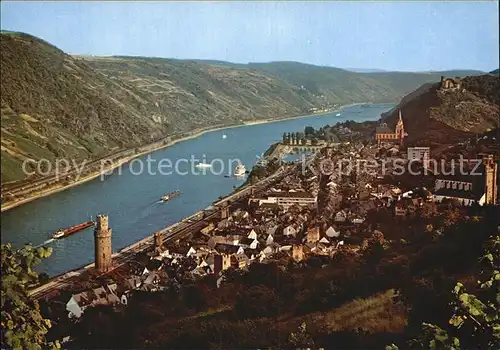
[154,231,164,252]
[94,214,112,273]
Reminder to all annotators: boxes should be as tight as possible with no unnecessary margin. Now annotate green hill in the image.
[381,74,500,146]
[0,31,485,183]
[247,61,483,103]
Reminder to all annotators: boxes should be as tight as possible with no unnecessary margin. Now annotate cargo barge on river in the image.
[52,221,95,239]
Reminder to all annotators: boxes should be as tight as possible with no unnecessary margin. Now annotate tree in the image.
[442,208,461,227]
[74,305,121,348]
[182,284,207,312]
[235,285,281,318]
[288,322,315,349]
[38,273,50,285]
[304,126,315,136]
[1,243,59,349]
[364,240,386,265]
[388,235,500,350]
[419,202,438,219]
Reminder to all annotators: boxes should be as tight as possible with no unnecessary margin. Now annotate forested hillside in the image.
[0,31,484,182]
[381,74,500,146]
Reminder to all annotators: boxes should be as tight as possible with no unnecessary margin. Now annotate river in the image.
[1,103,394,276]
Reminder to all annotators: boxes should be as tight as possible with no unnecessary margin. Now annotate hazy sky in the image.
[1,1,498,71]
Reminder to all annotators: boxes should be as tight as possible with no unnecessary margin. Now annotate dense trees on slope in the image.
[388,234,499,349]
[56,204,499,349]
[1,201,494,349]
[1,244,57,349]
[1,31,489,183]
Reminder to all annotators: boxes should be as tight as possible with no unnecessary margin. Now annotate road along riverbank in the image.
[28,156,298,299]
[2,103,394,276]
[1,103,365,212]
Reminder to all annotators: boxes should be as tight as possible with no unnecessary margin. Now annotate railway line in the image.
[28,153,317,300]
[29,182,260,300]
[29,211,218,300]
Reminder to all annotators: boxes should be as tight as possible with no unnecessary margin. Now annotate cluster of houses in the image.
[333,125,353,137]
[62,140,497,320]
[66,283,128,319]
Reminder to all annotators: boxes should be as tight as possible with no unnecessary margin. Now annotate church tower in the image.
[395,110,405,146]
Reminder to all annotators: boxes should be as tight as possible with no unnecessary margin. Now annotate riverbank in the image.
[241,102,365,126]
[1,102,367,212]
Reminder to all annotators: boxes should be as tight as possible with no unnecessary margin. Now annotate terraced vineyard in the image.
[0,31,485,183]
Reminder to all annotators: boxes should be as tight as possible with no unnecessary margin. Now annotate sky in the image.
[1,1,498,72]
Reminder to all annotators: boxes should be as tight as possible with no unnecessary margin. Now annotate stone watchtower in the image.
[292,245,305,262]
[483,154,498,205]
[94,214,112,273]
[220,203,229,220]
[214,254,232,276]
[153,231,164,253]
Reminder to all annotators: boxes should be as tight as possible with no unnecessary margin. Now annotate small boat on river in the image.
[234,164,246,177]
[161,190,180,202]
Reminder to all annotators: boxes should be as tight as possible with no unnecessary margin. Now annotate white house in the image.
[127,276,142,290]
[263,243,281,256]
[258,191,317,210]
[283,225,297,237]
[334,210,348,222]
[66,284,124,319]
[402,190,413,198]
[186,247,197,257]
[233,210,249,220]
[352,217,365,224]
[325,226,340,238]
[247,229,258,240]
[239,238,259,249]
[266,224,279,236]
[279,245,293,252]
[247,250,265,262]
[265,234,274,246]
[319,237,330,245]
[326,181,338,188]
[407,147,430,162]
[66,293,88,319]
